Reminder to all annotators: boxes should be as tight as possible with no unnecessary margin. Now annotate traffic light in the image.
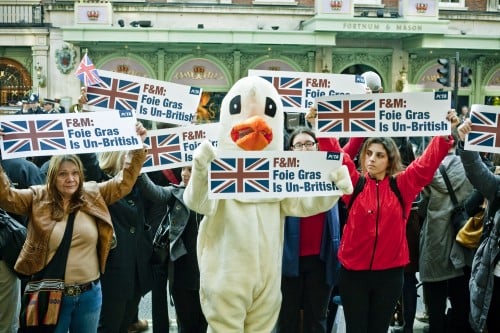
[437,58,450,87]
[461,66,472,87]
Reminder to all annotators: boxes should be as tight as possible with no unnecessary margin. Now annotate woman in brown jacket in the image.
[0,122,147,333]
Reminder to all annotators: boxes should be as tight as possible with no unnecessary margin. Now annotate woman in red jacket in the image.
[337,110,459,333]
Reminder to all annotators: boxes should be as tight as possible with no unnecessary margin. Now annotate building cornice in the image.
[302,15,450,36]
[403,34,500,53]
[62,26,336,47]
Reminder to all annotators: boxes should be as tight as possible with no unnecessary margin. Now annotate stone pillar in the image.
[157,49,165,82]
[233,50,241,82]
[474,56,484,105]
[319,47,332,73]
[32,45,49,96]
[307,51,315,73]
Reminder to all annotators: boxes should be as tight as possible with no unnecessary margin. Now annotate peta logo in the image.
[355,75,365,84]
[119,110,133,118]
[190,87,201,95]
[326,152,341,161]
[434,91,449,100]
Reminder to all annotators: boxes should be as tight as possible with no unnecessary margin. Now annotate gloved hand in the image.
[330,165,353,195]
[192,140,217,169]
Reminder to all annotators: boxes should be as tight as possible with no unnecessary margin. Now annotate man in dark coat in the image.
[0,156,44,333]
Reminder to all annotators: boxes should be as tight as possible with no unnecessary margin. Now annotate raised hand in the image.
[330,165,353,195]
[457,118,472,141]
[135,122,147,143]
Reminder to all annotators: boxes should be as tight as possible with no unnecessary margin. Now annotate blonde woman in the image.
[0,123,147,333]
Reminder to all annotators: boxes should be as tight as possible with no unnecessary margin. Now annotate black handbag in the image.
[0,208,27,272]
[19,211,76,333]
[439,165,469,234]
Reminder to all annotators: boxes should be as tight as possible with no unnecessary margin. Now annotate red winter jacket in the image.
[338,136,453,271]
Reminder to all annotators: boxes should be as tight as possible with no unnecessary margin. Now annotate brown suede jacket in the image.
[0,148,146,276]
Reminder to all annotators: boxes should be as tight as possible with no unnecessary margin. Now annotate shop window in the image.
[252,0,297,5]
[485,96,500,106]
[439,0,466,9]
[165,0,221,3]
[492,0,500,11]
[354,0,383,6]
[196,91,226,123]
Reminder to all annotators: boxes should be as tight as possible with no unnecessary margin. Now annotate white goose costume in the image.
[183,76,353,332]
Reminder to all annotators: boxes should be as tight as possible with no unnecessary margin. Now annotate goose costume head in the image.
[218,76,283,152]
[183,75,352,333]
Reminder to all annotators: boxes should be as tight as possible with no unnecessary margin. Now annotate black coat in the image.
[82,154,153,300]
[0,158,45,225]
[0,158,45,190]
[137,174,203,290]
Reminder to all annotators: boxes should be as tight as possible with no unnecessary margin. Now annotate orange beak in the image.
[230,115,273,151]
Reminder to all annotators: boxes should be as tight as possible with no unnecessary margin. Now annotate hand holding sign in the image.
[458,118,472,141]
[305,107,317,128]
[194,140,217,168]
[136,122,147,143]
[316,91,452,138]
[0,112,143,160]
[330,165,353,195]
[447,109,460,129]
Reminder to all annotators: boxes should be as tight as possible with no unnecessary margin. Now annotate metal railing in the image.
[0,4,44,27]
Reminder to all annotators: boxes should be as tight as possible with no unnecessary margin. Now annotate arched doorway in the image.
[0,58,32,106]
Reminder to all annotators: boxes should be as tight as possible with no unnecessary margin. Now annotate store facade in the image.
[0,0,498,114]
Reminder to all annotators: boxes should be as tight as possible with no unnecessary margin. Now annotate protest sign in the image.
[85,69,202,126]
[464,104,500,154]
[0,111,141,159]
[208,151,343,199]
[142,123,220,172]
[248,69,366,113]
[315,91,451,138]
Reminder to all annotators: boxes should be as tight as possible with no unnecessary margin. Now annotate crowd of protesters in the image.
[0,81,499,333]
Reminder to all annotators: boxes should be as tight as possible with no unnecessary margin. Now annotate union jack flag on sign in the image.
[74,54,103,87]
[468,108,500,150]
[1,119,66,154]
[86,74,141,112]
[210,158,270,194]
[261,76,302,108]
[317,99,376,134]
[143,134,182,168]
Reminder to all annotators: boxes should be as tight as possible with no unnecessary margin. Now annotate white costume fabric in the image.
[184,76,352,333]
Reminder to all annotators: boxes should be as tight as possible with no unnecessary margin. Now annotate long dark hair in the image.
[359,137,403,176]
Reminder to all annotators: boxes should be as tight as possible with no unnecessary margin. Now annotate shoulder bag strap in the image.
[153,207,170,246]
[153,194,176,247]
[347,175,366,211]
[438,165,458,207]
[35,211,76,280]
[389,176,406,219]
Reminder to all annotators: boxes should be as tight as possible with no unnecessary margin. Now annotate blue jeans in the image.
[54,280,102,333]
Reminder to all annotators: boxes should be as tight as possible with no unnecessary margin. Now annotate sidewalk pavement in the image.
[137,290,430,333]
